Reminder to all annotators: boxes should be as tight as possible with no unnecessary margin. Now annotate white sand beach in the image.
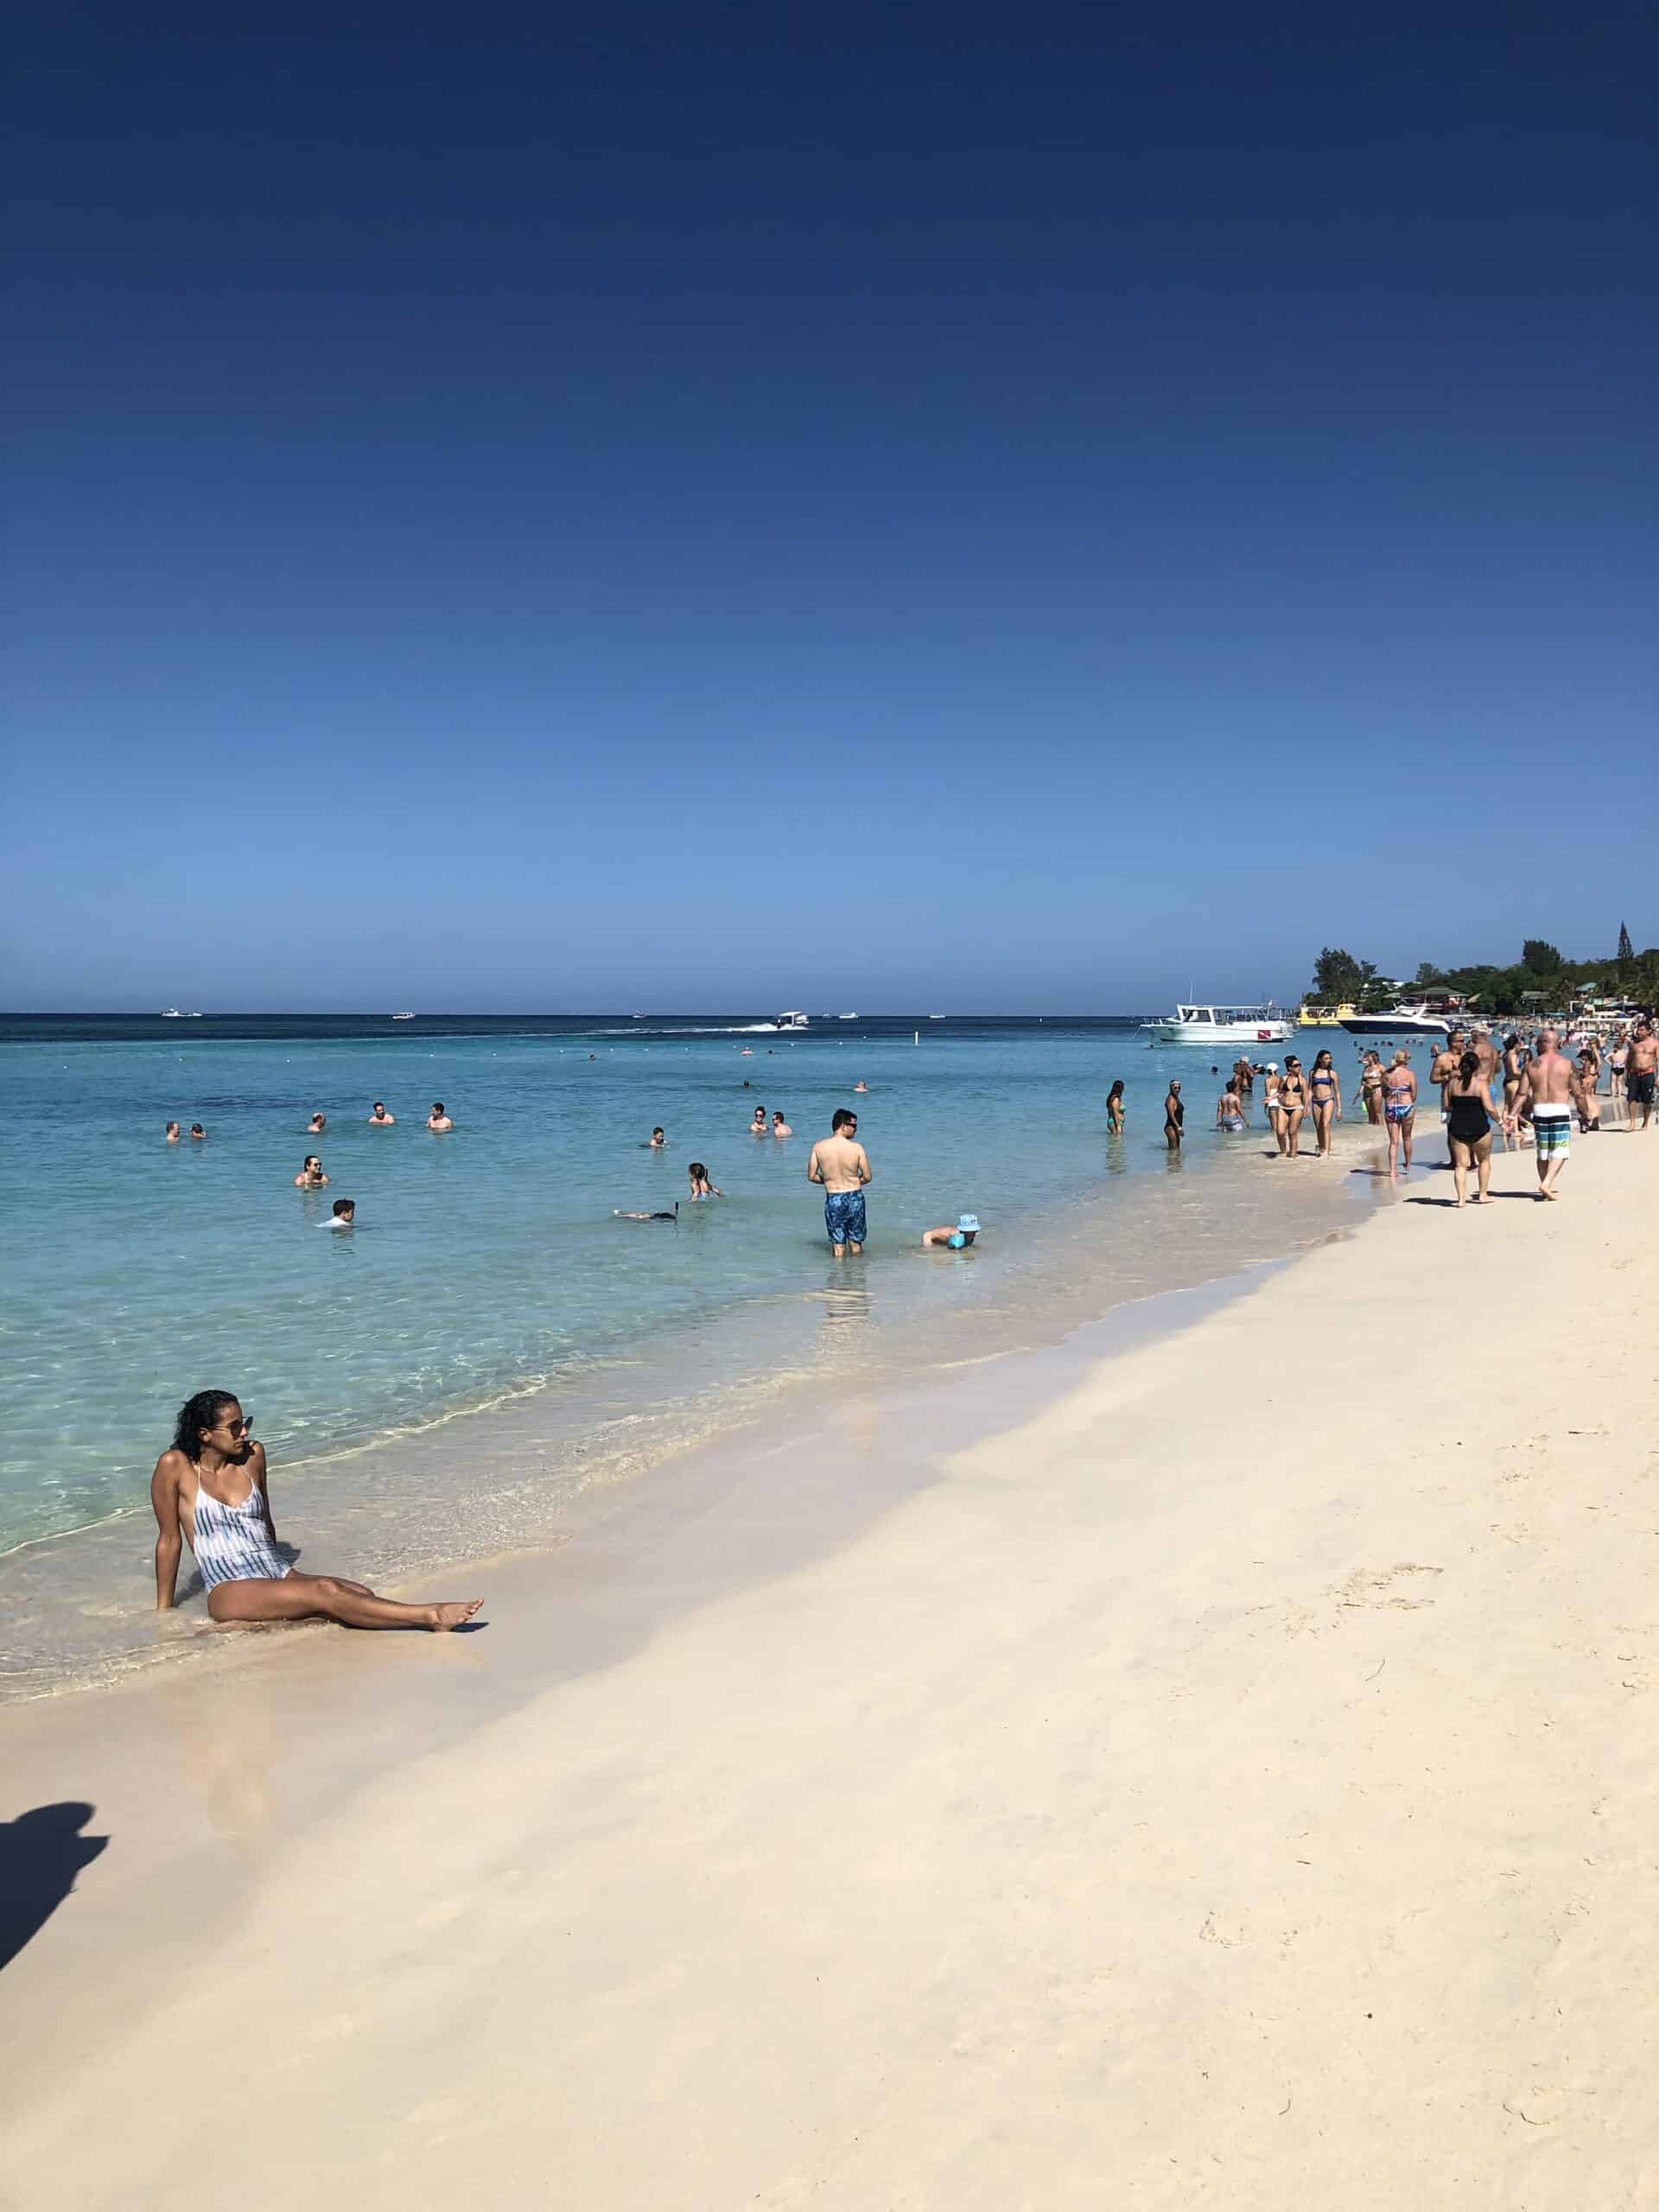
[3,1127,1656,2209]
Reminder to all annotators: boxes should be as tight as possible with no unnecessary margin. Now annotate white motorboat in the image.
[838,1012,858,1020]
[773,1010,809,1031]
[1141,1001,1293,1046]
[161,1007,181,1018]
[1337,1003,1452,1038]
[391,1011,416,1020]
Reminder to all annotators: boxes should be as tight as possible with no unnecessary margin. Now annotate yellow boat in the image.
[1298,1002,1357,1027]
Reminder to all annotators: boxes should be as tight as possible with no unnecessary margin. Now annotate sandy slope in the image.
[3,1127,1656,2209]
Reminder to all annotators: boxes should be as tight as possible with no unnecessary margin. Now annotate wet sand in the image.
[3,1123,1655,2208]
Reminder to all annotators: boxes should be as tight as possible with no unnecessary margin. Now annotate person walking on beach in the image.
[1382,1050,1417,1178]
[1354,1050,1384,1125]
[1576,1046,1603,1133]
[1106,1080,1126,1135]
[1444,1051,1495,1206]
[1470,1027,1502,1105]
[1506,1028,1586,1198]
[1429,1033,1461,1161]
[1277,1057,1308,1159]
[807,1108,872,1257]
[152,1393,481,1630]
[1262,1064,1287,1154]
[1625,1021,1657,1131]
[1308,1049,1342,1157]
[1501,1034,1530,1148]
[1607,1030,1629,1123]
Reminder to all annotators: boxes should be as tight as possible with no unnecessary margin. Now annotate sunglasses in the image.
[224,1415,252,1435]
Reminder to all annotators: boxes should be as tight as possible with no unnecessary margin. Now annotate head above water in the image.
[331,1198,354,1220]
[165,1120,180,1136]
[302,1154,321,1172]
[431,1103,444,1116]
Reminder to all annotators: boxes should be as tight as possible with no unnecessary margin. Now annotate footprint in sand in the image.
[1336,1563,1442,1610]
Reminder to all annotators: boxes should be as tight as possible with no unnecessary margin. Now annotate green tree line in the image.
[1305,927,1656,1017]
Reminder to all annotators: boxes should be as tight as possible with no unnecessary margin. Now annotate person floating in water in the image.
[368,1102,395,1126]
[294,1155,329,1188]
[647,1127,666,1148]
[614,1201,679,1222]
[427,1102,453,1132]
[307,1112,327,1135]
[151,1392,481,1632]
[922,1213,980,1249]
[687,1163,722,1198]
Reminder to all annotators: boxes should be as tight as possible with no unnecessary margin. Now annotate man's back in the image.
[809,1134,870,1191]
[1527,1050,1576,1105]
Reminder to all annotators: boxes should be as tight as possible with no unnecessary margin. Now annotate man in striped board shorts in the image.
[1506,1028,1587,1201]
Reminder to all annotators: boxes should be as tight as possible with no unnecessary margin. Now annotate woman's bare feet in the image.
[427,1600,484,1630]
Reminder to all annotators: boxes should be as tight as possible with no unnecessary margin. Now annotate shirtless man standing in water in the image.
[1507,1028,1587,1199]
[807,1108,872,1256]
[1430,1033,1462,1158]
[1627,1020,1658,1132]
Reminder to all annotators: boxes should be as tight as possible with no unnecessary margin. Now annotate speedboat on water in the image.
[773,1011,809,1030]
[1141,1001,1293,1045]
[1337,1003,1452,1038]
[391,1011,416,1020]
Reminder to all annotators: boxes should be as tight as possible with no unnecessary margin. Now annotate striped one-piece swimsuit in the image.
[188,1470,289,1590]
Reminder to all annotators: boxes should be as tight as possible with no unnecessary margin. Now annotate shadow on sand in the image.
[0,1802,108,1971]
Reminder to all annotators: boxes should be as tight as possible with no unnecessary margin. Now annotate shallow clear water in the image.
[1,1012,1387,1692]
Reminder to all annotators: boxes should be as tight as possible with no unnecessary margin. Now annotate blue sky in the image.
[3,3,1655,1011]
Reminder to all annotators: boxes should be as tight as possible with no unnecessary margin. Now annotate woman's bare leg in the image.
[1475,1135,1493,1200]
[208,1573,481,1631]
[1402,1116,1414,1170]
[1451,1139,1468,1205]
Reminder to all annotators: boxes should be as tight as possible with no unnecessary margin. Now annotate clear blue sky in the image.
[3,3,1654,1011]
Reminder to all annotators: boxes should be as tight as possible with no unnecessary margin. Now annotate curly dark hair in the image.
[172,1389,239,1459]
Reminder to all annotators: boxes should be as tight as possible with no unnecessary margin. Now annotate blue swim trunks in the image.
[823,1189,868,1248]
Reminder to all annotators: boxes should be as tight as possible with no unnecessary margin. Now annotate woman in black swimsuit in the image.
[1445,1050,1494,1206]
[1307,1049,1342,1158]
[1277,1056,1309,1159]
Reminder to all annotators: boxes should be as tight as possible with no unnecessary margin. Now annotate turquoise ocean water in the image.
[2,1012,1383,1690]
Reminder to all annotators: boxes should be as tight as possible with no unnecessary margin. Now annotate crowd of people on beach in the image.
[150,1013,1652,1638]
[1115,1016,1656,1206]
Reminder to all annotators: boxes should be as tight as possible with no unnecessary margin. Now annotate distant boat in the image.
[928,1014,945,1020]
[774,1011,810,1031]
[838,1012,858,1020]
[1337,1003,1451,1038]
[391,1011,416,1020]
[1141,1001,1293,1045]
[161,1007,181,1018]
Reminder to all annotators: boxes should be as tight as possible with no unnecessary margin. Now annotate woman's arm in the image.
[249,1440,276,1542]
[150,1452,183,1610]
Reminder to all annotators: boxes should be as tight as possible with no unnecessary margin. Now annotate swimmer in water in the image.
[751,1108,769,1135]
[1215,1081,1245,1133]
[189,1124,207,1141]
[307,1112,327,1135]
[427,1103,453,1132]
[294,1155,329,1188]
[151,1391,481,1631]
[368,1102,395,1126]
[852,1081,868,1094]
[687,1162,722,1198]
[772,1112,792,1136]
[922,1213,980,1249]
[614,1202,680,1223]
[322,1198,355,1228]
[165,1121,181,1143]
[647,1127,665,1148]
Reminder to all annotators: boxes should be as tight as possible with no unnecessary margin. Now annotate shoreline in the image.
[3,1122,1656,2204]
[2,1089,1390,1703]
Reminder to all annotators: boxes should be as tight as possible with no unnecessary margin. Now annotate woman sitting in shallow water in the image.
[151,1392,481,1631]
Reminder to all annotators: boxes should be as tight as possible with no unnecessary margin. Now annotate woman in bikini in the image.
[1105,1079,1126,1135]
[1382,1049,1418,1178]
[1353,1050,1384,1126]
[1307,1049,1342,1158]
[1277,1056,1309,1159]
[1444,1049,1495,1206]
[1262,1065,1286,1154]
[1501,1034,1530,1150]
[151,1392,482,1631]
